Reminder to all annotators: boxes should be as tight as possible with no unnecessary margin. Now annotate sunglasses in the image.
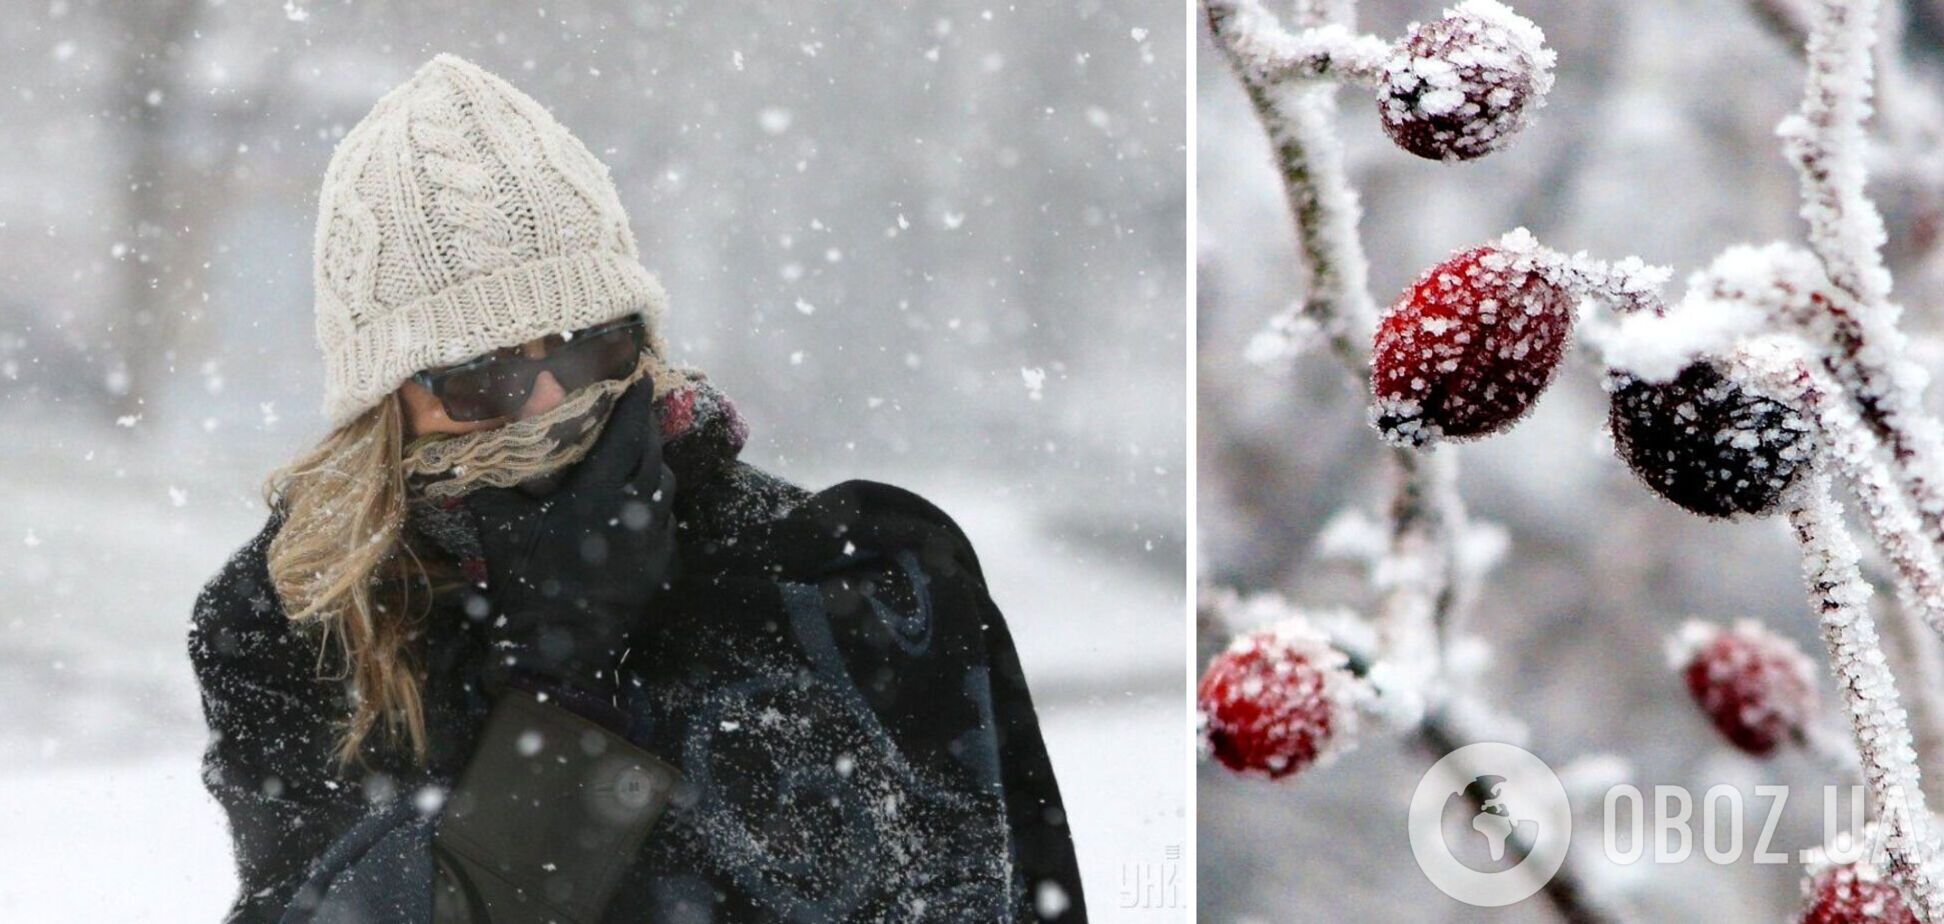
[411,316,647,422]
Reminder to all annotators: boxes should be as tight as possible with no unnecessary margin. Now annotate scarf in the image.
[401,356,792,586]
[401,352,659,501]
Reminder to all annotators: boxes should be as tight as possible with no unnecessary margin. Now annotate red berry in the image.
[1377,0,1556,162]
[1608,360,1813,519]
[1801,859,1917,924]
[1671,620,1817,757]
[1371,243,1575,446]
[1197,621,1363,780]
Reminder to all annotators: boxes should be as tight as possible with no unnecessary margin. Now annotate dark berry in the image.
[1371,244,1575,447]
[1608,360,1813,518]
[1377,0,1556,162]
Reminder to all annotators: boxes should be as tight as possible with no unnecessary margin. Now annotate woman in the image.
[189,54,1085,923]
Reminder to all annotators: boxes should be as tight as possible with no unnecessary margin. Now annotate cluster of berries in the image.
[1370,242,1814,518]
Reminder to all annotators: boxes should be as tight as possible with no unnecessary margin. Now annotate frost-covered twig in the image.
[1785,470,1944,921]
[1786,266,1944,553]
[1782,0,1894,308]
[1750,0,1944,261]
[1204,0,1458,667]
[1205,0,1378,369]
[1745,345,1944,645]
[1200,4,1391,89]
[1775,0,1944,550]
[1488,229,1674,319]
[1372,447,1454,677]
[1717,248,1944,567]
[1742,342,1944,802]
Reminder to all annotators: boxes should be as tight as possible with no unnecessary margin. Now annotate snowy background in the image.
[1199,0,1944,921]
[0,2,1186,920]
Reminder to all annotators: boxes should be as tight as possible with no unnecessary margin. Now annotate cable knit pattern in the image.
[313,53,668,428]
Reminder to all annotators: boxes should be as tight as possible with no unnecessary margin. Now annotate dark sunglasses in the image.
[411,316,647,422]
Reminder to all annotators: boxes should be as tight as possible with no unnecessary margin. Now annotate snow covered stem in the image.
[1778,0,1944,548]
[1785,471,1944,922]
[1204,0,1379,369]
[1491,228,1673,318]
[1753,0,1944,205]
[1199,6,1389,89]
[1746,348,1944,645]
[1783,0,1891,307]
[1741,344,1944,800]
[1793,280,1944,554]
[1373,446,1456,676]
[1202,0,1457,665]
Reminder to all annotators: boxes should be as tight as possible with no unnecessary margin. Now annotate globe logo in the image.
[1409,742,1572,906]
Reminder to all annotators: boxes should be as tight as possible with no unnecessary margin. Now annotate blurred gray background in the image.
[1199,0,1944,921]
[0,1,1187,919]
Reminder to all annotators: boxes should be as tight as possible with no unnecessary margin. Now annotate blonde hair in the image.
[262,395,433,768]
[260,348,673,768]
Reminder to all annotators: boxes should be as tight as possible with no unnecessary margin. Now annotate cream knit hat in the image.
[311,53,667,428]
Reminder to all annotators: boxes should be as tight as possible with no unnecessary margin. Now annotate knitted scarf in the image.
[400,351,663,501]
[401,359,800,585]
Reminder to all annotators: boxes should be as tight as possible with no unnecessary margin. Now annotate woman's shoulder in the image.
[187,510,304,673]
[682,475,986,588]
[783,479,989,585]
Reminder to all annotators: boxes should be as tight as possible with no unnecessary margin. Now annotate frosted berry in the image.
[1370,244,1575,447]
[1377,0,1556,162]
[1197,620,1363,780]
[1608,360,1813,519]
[1669,620,1817,757]
[1800,856,1917,924]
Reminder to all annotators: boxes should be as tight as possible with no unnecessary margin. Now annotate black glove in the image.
[463,378,678,697]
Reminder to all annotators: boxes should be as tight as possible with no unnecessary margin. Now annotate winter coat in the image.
[189,439,1087,922]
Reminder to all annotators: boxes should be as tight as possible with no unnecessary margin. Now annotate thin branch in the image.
[1784,0,1896,310]
[1749,0,1944,253]
[1372,448,1452,678]
[1751,348,1944,645]
[1777,0,1944,555]
[1741,347,1944,806]
[1785,471,1944,922]
[1204,0,1380,370]
[1204,11,1391,88]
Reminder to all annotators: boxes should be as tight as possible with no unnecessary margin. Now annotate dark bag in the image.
[278,689,680,924]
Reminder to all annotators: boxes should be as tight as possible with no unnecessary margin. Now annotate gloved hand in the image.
[463,378,678,697]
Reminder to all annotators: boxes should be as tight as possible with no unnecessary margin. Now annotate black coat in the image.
[189,460,1087,923]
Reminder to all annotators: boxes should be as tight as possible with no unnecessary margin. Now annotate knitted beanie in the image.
[311,53,667,428]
